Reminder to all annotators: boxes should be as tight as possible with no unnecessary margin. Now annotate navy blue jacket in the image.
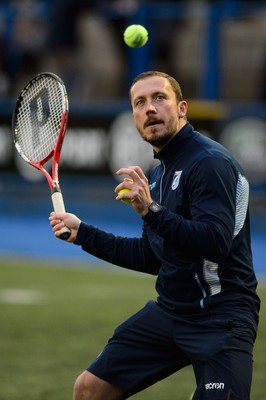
[75,123,260,331]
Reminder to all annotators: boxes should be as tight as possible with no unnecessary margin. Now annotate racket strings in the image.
[14,76,65,163]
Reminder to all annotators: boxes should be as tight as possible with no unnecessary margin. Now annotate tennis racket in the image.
[12,72,71,240]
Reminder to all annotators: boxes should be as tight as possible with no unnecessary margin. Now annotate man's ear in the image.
[178,100,188,118]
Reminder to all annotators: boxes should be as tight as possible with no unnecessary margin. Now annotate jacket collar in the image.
[154,122,194,163]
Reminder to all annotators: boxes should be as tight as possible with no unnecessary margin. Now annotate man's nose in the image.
[146,101,156,113]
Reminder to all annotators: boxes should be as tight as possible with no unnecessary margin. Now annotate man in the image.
[50,71,260,400]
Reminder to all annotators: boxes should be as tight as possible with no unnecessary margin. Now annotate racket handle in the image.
[51,189,71,241]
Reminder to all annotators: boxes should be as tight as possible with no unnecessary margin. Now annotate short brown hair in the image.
[130,71,184,103]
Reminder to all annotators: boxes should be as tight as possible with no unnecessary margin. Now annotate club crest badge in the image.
[171,170,182,190]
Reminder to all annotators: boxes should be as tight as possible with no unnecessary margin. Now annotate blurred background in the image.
[0,2,266,399]
[0,0,265,275]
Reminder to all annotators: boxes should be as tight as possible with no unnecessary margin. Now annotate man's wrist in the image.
[148,201,163,213]
[142,201,163,222]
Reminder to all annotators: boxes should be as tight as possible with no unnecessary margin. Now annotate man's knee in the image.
[73,370,124,400]
[73,371,89,399]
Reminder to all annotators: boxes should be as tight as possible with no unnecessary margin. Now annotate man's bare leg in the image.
[73,371,124,400]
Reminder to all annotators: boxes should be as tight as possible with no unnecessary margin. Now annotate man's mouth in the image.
[144,119,163,128]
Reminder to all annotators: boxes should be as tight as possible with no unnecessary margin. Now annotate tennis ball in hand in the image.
[118,188,131,204]
[123,24,148,48]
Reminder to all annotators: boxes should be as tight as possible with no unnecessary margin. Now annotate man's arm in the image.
[143,157,239,263]
[50,212,161,275]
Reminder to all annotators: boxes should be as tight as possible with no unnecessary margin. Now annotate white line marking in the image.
[0,288,45,304]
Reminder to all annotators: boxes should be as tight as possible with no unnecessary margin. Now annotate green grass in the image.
[0,259,265,400]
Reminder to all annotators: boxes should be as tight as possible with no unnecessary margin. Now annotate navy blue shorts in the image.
[87,300,255,399]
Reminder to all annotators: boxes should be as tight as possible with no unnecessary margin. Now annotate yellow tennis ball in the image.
[118,188,131,204]
[123,24,148,48]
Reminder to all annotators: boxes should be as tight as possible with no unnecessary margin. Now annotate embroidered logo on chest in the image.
[149,181,156,191]
[171,171,183,190]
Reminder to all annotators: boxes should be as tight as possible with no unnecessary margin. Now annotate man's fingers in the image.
[116,166,148,183]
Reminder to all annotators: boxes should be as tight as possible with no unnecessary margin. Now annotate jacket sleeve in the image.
[74,222,161,275]
[143,156,240,262]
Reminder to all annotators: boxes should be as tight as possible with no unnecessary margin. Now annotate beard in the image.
[142,128,174,148]
[137,116,178,149]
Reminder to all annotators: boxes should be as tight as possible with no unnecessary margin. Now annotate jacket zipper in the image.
[159,160,166,203]
[195,273,207,309]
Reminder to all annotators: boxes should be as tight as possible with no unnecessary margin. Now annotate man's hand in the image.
[49,212,81,242]
[115,166,153,217]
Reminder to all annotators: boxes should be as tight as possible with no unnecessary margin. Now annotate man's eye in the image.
[156,95,165,101]
[136,99,144,107]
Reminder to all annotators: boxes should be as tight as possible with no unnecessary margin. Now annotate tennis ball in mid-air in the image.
[123,24,148,48]
[118,188,131,204]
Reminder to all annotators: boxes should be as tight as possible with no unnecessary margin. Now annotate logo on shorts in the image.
[205,382,225,390]
[171,171,182,190]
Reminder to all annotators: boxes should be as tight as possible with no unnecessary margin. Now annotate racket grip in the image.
[51,189,71,241]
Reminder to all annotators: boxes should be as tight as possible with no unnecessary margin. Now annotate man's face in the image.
[130,76,187,152]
